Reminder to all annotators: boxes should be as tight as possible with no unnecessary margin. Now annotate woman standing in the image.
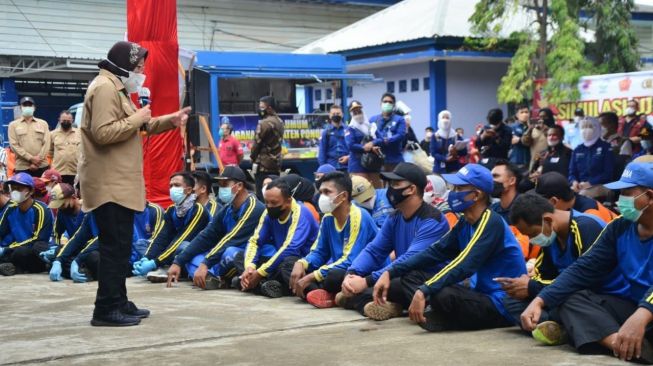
[345,101,382,188]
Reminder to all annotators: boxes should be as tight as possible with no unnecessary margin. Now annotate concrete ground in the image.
[0,275,623,366]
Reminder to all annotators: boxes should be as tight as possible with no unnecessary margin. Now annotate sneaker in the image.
[363,301,403,321]
[205,275,229,290]
[146,268,168,283]
[121,301,150,319]
[334,291,350,308]
[0,263,16,276]
[260,280,283,298]
[532,321,568,346]
[306,289,335,309]
[419,306,447,332]
[231,276,242,290]
[91,309,141,327]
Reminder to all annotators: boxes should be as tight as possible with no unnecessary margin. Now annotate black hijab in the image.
[98,41,148,77]
[278,174,316,203]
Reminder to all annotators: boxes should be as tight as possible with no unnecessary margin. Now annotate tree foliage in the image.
[469,0,640,104]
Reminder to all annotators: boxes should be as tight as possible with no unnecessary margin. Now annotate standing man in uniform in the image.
[49,111,80,186]
[80,41,190,327]
[8,97,51,177]
[250,96,284,201]
[318,105,348,171]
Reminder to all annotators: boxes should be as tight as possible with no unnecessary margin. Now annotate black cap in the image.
[216,165,247,183]
[535,172,574,201]
[20,97,35,106]
[380,162,427,191]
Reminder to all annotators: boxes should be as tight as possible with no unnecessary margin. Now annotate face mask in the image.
[261,185,267,198]
[21,107,34,118]
[491,181,504,198]
[423,191,435,204]
[386,185,411,208]
[438,118,451,131]
[352,114,365,124]
[10,190,28,204]
[617,191,649,222]
[331,115,342,124]
[381,102,394,113]
[359,198,375,210]
[573,116,581,124]
[581,127,594,142]
[447,190,476,213]
[169,187,187,205]
[218,129,225,139]
[218,185,236,204]
[547,137,560,147]
[425,132,433,140]
[258,109,267,118]
[530,224,557,247]
[318,192,343,214]
[120,72,146,94]
[61,121,72,130]
[626,107,636,116]
[642,139,653,151]
[267,205,285,220]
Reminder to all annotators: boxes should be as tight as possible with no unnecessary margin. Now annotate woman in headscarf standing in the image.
[80,41,191,327]
[569,117,615,199]
[345,101,382,188]
[430,110,466,173]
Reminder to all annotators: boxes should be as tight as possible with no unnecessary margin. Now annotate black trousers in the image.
[558,290,652,354]
[348,270,430,315]
[62,175,76,186]
[232,250,291,294]
[81,251,101,281]
[16,166,50,178]
[428,285,512,330]
[255,171,279,201]
[93,202,134,316]
[0,241,49,273]
[503,296,557,330]
[278,262,347,297]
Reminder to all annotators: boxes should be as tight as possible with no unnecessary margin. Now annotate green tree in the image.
[469,0,640,104]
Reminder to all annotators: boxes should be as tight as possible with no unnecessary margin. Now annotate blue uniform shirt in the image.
[345,126,374,173]
[569,139,615,185]
[56,213,100,263]
[430,135,467,173]
[508,121,531,165]
[319,124,348,170]
[133,202,164,241]
[0,200,53,249]
[370,113,406,164]
[53,209,85,245]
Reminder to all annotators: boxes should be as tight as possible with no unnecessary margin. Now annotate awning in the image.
[196,69,375,82]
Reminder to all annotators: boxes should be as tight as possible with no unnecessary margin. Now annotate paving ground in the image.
[0,275,624,366]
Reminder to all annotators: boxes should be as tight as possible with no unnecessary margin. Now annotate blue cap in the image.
[6,172,34,188]
[604,162,653,190]
[442,164,493,194]
[317,164,336,174]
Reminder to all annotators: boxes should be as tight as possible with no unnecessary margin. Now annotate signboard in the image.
[222,113,329,159]
[534,71,653,122]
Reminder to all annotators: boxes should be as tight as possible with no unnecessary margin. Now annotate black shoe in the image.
[91,310,141,327]
[419,306,447,332]
[260,280,283,298]
[205,275,229,290]
[121,301,150,319]
[231,276,242,290]
[0,263,16,276]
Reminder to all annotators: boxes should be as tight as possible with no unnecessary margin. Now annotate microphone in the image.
[139,87,151,134]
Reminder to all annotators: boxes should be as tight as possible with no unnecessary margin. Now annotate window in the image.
[347,86,353,98]
[423,77,430,90]
[387,81,395,93]
[326,88,333,100]
[315,89,322,101]
[398,80,407,93]
[411,78,419,92]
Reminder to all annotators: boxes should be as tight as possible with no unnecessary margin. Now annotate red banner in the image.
[127,0,180,207]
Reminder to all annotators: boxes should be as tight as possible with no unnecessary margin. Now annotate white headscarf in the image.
[423,174,449,205]
[435,110,453,139]
[349,112,372,136]
[580,117,601,147]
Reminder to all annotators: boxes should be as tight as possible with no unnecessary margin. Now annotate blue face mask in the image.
[447,190,476,213]
[169,187,187,205]
[218,185,235,204]
[530,223,557,247]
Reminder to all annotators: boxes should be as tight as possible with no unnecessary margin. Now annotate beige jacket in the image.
[79,69,175,212]
[8,117,51,171]
[49,127,81,175]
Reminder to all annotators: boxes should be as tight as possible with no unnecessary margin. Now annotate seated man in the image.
[341,163,450,320]
[167,166,264,289]
[375,164,526,331]
[536,172,617,224]
[236,178,319,298]
[131,201,165,264]
[501,193,626,341]
[133,172,210,282]
[521,162,653,363]
[0,173,53,276]
[351,175,394,228]
[49,211,99,282]
[192,170,220,217]
[45,183,85,260]
[286,172,377,308]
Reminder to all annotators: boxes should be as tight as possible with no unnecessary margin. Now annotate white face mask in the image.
[120,72,146,94]
[573,116,581,124]
[10,190,28,204]
[600,126,608,137]
[423,191,435,204]
[318,192,343,214]
[438,118,452,132]
[359,198,375,210]
[352,114,365,124]
[581,127,594,142]
[626,107,636,116]
[425,132,433,140]
[547,137,560,147]
[21,106,35,118]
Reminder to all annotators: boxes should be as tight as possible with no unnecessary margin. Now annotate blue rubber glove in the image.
[132,258,157,277]
[39,247,56,264]
[70,261,87,283]
[49,260,63,281]
[0,247,4,257]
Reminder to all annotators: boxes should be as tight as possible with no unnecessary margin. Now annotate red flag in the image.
[127,0,181,207]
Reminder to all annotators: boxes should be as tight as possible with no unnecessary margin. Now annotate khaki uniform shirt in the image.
[49,128,81,175]
[8,117,51,171]
[79,69,174,212]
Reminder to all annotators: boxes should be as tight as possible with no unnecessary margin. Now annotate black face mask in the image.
[331,115,342,123]
[61,122,72,130]
[386,185,411,208]
[491,181,505,198]
[267,205,285,219]
[258,109,267,118]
